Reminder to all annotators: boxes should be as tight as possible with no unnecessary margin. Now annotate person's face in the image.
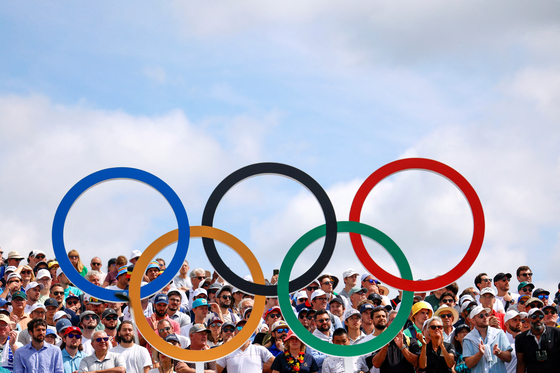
[233,291,243,305]
[20,269,32,281]
[544,308,558,324]
[234,322,246,335]
[298,312,309,328]
[168,295,181,312]
[312,295,328,311]
[373,311,387,330]
[31,324,46,343]
[147,268,159,281]
[192,272,205,289]
[90,258,102,271]
[439,296,456,308]
[89,275,101,287]
[345,274,359,288]
[345,315,362,330]
[11,297,26,311]
[330,302,344,318]
[530,312,545,332]
[37,276,51,291]
[273,327,289,341]
[157,260,166,270]
[7,258,23,267]
[65,331,83,348]
[517,269,533,283]
[361,310,373,325]
[321,278,334,293]
[351,290,366,305]
[306,284,319,299]
[45,334,57,345]
[155,303,168,317]
[480,294,495,308]
[49,266,58,279]
[479,276,492,289]
[31,309,46,320]
[438,312,454,326]
[455,330,469,343]
[266,312,282,327]
[288,337,303,350]
[209,321,223,335]
[414,309,430,326]
[7,277,21,290]
[427,320,443,339]
[179,262,189,275]
[218,291,232,308]
[0,322,9,337]
[362,276,378,293]
[518,286,533,296]
[307,313,316,330]
[91,303,107,316]
[130,257,139,265]
[69,255,79,266]
[117,274,129,287]
[388,312,397,325]
[496,277,510,292]
[472,312,490,327]
[506,315,522,333]
[535,293,549,307]
[332,334,350,345]
[240,301,253,317]
[92,333,110,353]
[27,286,41,301]
[50,287,64,303]
[221,325,235,339]
[46,306,57,319]
[520,317,530,332]
[193,305,209,319]
[158,321,172,338]
[103,314,119,330]
[82,314,99,329]
[434,288,447,298]
[265,298,279,309]
[316,314,331,332]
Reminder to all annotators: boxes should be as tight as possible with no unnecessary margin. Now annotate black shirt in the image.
[370,338,421,373]
[423,341,455,373]
[271,352,318,373]
[515,326,560,373]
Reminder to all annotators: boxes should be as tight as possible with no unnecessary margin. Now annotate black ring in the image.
[202,162,337,296]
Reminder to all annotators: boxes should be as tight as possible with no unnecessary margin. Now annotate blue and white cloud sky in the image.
[1,1,560,296]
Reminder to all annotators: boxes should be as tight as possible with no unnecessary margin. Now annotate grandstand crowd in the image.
[0,247,558,373]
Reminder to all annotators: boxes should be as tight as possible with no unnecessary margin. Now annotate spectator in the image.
[318,273,338,302]
[328,296,345,320]
[515,266,533,285]
[344,308,365,344]
[89,257,106,284]
[85,270,102,287]
[78,330,125,372]
[434,306,459,342]
[105,266,129,291]
[166,290,190,328]
[338,269,360,307]
[348,287,367,310]
[532,288,550,307]
[103,256,126,287]
[176,324,218,373]
[358,301,375,335]
[151,335,181,373]
[515,308,560,372]
[418,316,456,372]
[268,320,290,357]
[14,318,64,373]
[542,305,558,327]
[0,313,22,371]
[207,316,223,347]
[479,288,505,330]
[10,290,31,330]
[172,260,191,292]
[67,250,87,277]
[16,264,35,289]
[271,330,318,373]
[156,258,166,270]
[61,326,85,373]
[424,286,448,312]
[100,309,119,348]
[18,303,48,345]
[36,269,52,303]
[6,251,25,268]
[404,301,433,345]
[451,324,471,373]
[215,284,238,324]
[180,298,209,337]
[503,310,521,373]
[24,281,43,313]
[48,261,60,284]
[493,273,515,312]
[110,320,152,373]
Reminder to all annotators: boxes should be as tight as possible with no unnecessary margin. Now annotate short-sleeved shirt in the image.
[423,341,456,373]
[371,338,420,373]
[78,350,126,372]
[515,326,560,373]
[271,352,317,373]
[216,343,273,373]
[62,349,86,373]
[110,344,152,373]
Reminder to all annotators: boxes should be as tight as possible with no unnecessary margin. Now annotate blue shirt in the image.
[62,349,85,373]
[13,342,64,373]
[463,327,511,373]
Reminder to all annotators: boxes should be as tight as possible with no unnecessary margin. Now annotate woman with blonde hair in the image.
[15,264,35,289]
[271,330,318,373]
[68,250,87,277]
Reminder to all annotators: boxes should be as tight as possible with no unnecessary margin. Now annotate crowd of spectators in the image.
[0,247,558,373]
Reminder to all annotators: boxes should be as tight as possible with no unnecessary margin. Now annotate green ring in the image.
[278,221,414,357]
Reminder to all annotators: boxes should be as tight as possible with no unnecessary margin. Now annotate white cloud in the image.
[143,66,167,84]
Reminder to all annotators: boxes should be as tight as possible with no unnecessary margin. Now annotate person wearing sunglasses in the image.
[14,318,64,373]
[517,281,535,298]
[78,330,125,372]
[318,273,339,302]
[295,280,321,313]
[438,292,457,310]
[515,308,560,372]
[215,284,239,325]
[271,330,318,373]
[176,324,218,372]
[493,272,516,312]
[502,310,522,373]
[79,311,99,345]
[478,288,505,330]
[110,320,152,373]
[515,266,533,284]
[348,286,368,311]
[6,250,25,269]
[268,320,291,356]
[434,306,459,343]
[0,313,22,371]
[542,305,558,327]
[100,309,119,348]
[463,305,512,371]
[532,288,551,307]
[297,308,311,331]
[418,316,456,372]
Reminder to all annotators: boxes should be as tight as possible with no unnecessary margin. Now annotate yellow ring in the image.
[129,226,266,362]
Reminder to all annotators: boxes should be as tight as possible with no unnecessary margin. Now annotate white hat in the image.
[5,266,17,274]
[54,311,69,322]
[360,273,372,282]
[343,308,361,322]
[192,288,207,298]
[504,310,519,324]
[7,273,21,281]
[343,269,360,278]
[29,303,47,313]
[311,289,326,301]
[518,311,528,319]
[32,250,46,257]
[459,294,475,305]
[36,269,51,280]
[434,306,460,324]
[528,308,544,318]
[296,291,308,300]
[130,250,142,260]
[25,282,44,292]
[469,305,491,319]
[480,287,495,296]
[460,301,475,313]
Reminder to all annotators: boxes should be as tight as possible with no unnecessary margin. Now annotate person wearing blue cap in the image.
[180,298,210,337]
[143,294,180,348]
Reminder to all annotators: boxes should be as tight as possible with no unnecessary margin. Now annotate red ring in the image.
[349,158,485,292]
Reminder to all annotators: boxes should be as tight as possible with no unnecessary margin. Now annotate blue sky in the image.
[1,1,560,298]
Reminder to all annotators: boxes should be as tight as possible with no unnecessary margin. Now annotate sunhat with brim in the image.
[435,306,459,324]
[283,330,300,343]
[410,301,433,321]
[318,273,339,290]
[377,285,390,297]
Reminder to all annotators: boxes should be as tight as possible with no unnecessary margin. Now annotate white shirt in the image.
[216,343,273,373]
[110,344,152,373]
[504,331,517,373]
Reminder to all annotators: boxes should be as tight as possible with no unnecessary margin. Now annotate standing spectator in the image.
[166,290,190,328]
[100,309,119,348]
[515,266,533,285]
[268,320,290,357]
[358,301,375,335]
[103,256,125,287]
[156,258,166,271]
[11,290,31,331]
[215,285,239,324]
[344,308,365,344]
[61,326,85,373]
[144,294,180,346]
[451,324,471,373]
[404,301,433,344]
[78,330,125,372]
[338,269,360,308]
[515,308,560,372]
[89,257,106,284]
[180,298,210,337]
[68,250,87,277]
[105,266,129,291]
[56,268,83,300]
[271,330,318,373]
[435,306,459,342]
[36,269,52,304]
[48,262,60,284]
[110,321,151,373]
[494,273,515,312]
[172,260,191,292]
[479,288,505,330]
[418,316,456,372]
[318,273,338,302]
[14,318,64,373]
[542,305,558,327]
[0,313,22,371]
[328,296,345,320]
[503,310,521,373]
[150,335,181,373]
[424,287,448,312]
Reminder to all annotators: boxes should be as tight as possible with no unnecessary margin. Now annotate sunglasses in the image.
[7,280,20,284]
[544,310,557,315]
[520,273,533,277]
[69,256,79,259]
[208,290,218,294]
[210,323,223,328]
[315,297,327,302]
[519,300,527,305]
[268,314,282,319]
[441,299,454,304]
[275,328,290,333]
[316,318,330,324]
[21,271,32,275]
[478,313,490,319]
[202,283,209,288]
[104,316,118,321]
[221,295,233,300]
[500,278,510,282]
[526,303,539,309]
[52,292,64,296]
[530,314,545,321]
[66,300,79,306]
[364,279,377,284]
[306,286,319,292]
[196,276,206,280]
[482,278,492,283]
[67,333,82,339]
[322,281,334,286]
[429,325,443,330]
[306,315,315,320]
[91,263,101,266]
[36,255,46,260]
[236,325,244,331]
[538,295,549,300]
[520,288,532,293]
[222,327,235,333]
[439,313,454,319]
[158,327,171,333]
[94,337,110,343]
[83,315,98,321]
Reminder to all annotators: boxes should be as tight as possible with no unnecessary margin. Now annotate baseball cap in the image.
[272,320,289,331]
[64,326,82,336]
[526,297,544,307]
[164,334,180,344]
[192,288,208,298]
[343,269,360,278]
[36,269,51,280]
[469,305,491,319]
[5,266,17,274]
[54,311,69,322]
[459,294,475,305]
[154,294,169,305]
[29,303,46,313]
[25,282,44,292]
[243,307,253,319]
[265,306,282,318]
[296,291,308,300]
[56,318,73,333]
[310,289,326,301]
[0,314,11,325]
[56,267,64,278]
[216,284,233,299]
[532,288,550,296]
[46,329,56,337]
[48,261,59,269]
[504,310,519,324]
[360,303,375,313]
[349,287,367,296]
[192,298,208,309]
[167,290,182,300]
[518,282,535,291]
[493,272,511,283]
[102,308,118,319]
[368,293,383,302]
[7,273,21,281]
[79,310,98,322]
[189,323,211,335]
[0,299,10,307]
[343,308,361,322]
[518,294,530,303]
[329,296,344,306]
[480,287,496,296]
[528,308,545,317]
[44,298,59,308]
[12,290,27,300]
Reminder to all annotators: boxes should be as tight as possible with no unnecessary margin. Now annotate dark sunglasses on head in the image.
[221,295,233,300]
[94,337,109,343]
[306,286,319,292]
[67,333,82,339]
[530,314,544,321]
[222,327,235,333]
[429,325,443,330]
[538,294,549,300]
[520,273,533,277]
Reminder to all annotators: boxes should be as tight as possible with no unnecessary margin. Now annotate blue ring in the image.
[52,167,190,302]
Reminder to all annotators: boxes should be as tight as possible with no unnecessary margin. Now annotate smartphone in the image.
[273,269,279,276]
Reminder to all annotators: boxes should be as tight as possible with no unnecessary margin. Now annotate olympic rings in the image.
[349,158,485,291]
[278,221,414,357]
[129,226,266,362]
[52,167,190,302]
[202,162,337,296]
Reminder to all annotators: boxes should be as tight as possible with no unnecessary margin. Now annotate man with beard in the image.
[144,294,180,346]
[361,306,389,346]
[100,309,119,348]
[215,285,239,324]
[357,301,375,335]
[503,310,522,373]
[463,305,511,372]
[79,330,125,372]
[61,326,85,373]
[18,304,50,346]
[145,261,161,283]
[79,311,99,345]
[176,324,218,373]
[110,320,151,373]
[56,268,83,300]
[310,309,332,372]
[167,290,190,328]
[14,318,64,373]
[515,308,560,373]
[329,296,345,320]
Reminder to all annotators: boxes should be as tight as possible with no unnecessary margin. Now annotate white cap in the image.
[518,311,528,319]
[29,303,47,313]
[32,250,46,257]
[25,282,44,292]
[36,269,51,280]
[461,301,474,313]
[5,266,17,274]
[528,308,544,317]
[504,310,519,324]
[360,273,373,282]
[311,289,326,301]
[480,287,496,296]
[469,305,491,319]
[56,267,64,278]
[7,273,21,281]
[130,250,142,260]
[53,311,69,322]
[192,288,207,298]
[459,294,475,305]
[296,291,308,300]
[343,269,360,278]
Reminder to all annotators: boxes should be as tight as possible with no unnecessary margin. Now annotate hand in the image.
[504,293,513,302]
[8,331,17,346]
[10,314,18,323]
[417,332,427,345]
[275,338,284,351]
[493,344,501,356]
[394,331,403,348]
[488,316,500,328]
[209,302,221,315]
[478,341,485,354]
[270,274,278,285]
